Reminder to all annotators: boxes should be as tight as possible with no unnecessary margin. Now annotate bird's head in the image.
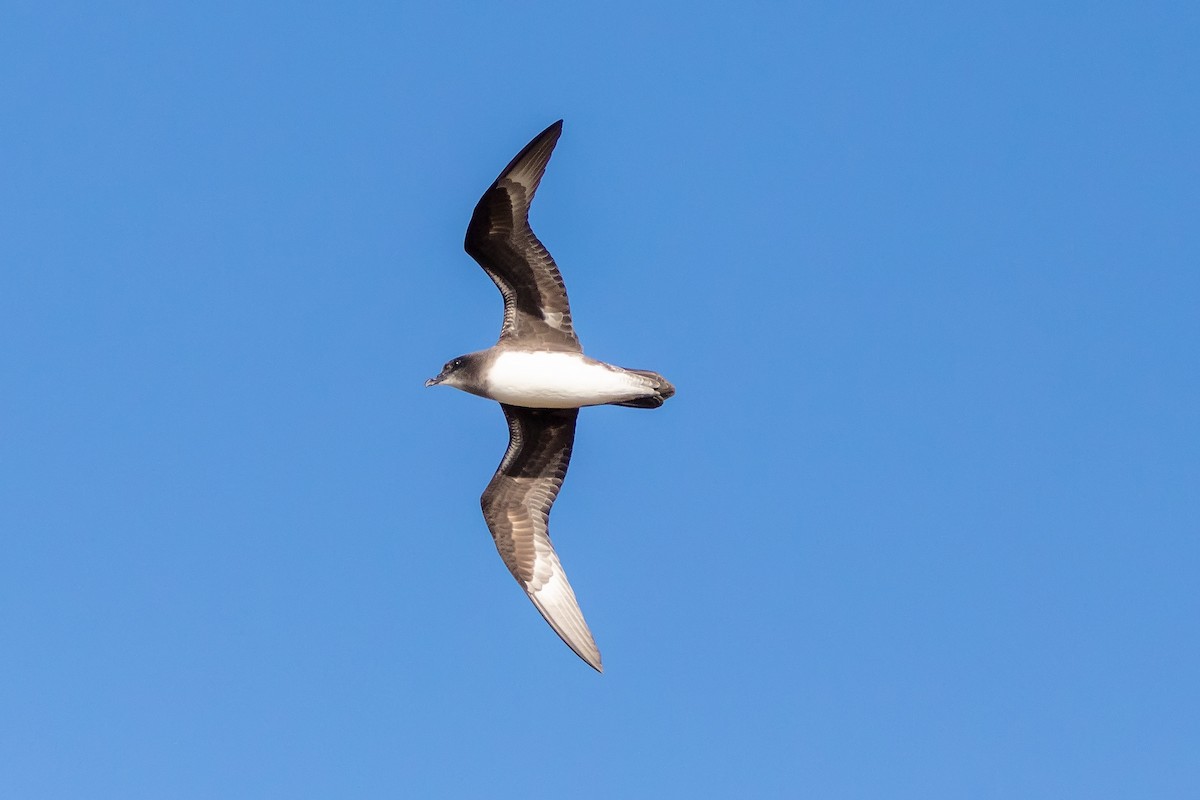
[425,354,474,389]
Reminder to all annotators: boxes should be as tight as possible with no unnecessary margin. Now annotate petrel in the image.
[425,121,674,672]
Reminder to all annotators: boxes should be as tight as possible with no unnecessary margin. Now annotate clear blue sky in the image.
[2,2,1197,797]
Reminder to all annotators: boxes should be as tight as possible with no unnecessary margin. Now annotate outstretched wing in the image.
[480,404,601,671]
[464,121,581,353]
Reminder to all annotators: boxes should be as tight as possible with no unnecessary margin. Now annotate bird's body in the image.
[486,350,652,408]
[435,349,672,409]
[426,120,673,672]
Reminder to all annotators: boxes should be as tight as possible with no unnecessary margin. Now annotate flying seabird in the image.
[426,120,674,672]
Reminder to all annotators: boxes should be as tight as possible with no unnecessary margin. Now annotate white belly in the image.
[485,351,646,408]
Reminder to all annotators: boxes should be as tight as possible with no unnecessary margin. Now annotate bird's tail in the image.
[613,369,676,409]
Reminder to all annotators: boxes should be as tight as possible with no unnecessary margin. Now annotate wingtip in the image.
[575,638,603,673]
[525,579,604,674]
[576,645,603,673]
[536,118,564,146]
[570,638,604,674]
[476,119,565,198]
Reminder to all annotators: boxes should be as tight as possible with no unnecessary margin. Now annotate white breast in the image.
[485,351,647,408]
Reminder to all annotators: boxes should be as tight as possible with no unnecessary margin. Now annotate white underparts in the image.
[485,351,651,408]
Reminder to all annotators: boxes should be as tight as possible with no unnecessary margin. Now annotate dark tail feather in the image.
[614,369,675,409]
[616,395,666,409]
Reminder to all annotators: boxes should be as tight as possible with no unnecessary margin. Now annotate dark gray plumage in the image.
[481,405,599,670]
[464,120,580,353]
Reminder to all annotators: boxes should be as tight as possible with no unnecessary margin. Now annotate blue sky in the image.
[2,1,1197,797]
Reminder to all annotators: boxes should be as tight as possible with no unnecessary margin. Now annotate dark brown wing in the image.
[464,121,582,353]
[480,404,601,671]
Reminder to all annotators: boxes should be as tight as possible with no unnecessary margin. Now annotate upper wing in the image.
[480,404,601,672]
[464,121,582,353]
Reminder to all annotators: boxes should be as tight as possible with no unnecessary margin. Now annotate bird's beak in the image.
[424,375,442,387]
